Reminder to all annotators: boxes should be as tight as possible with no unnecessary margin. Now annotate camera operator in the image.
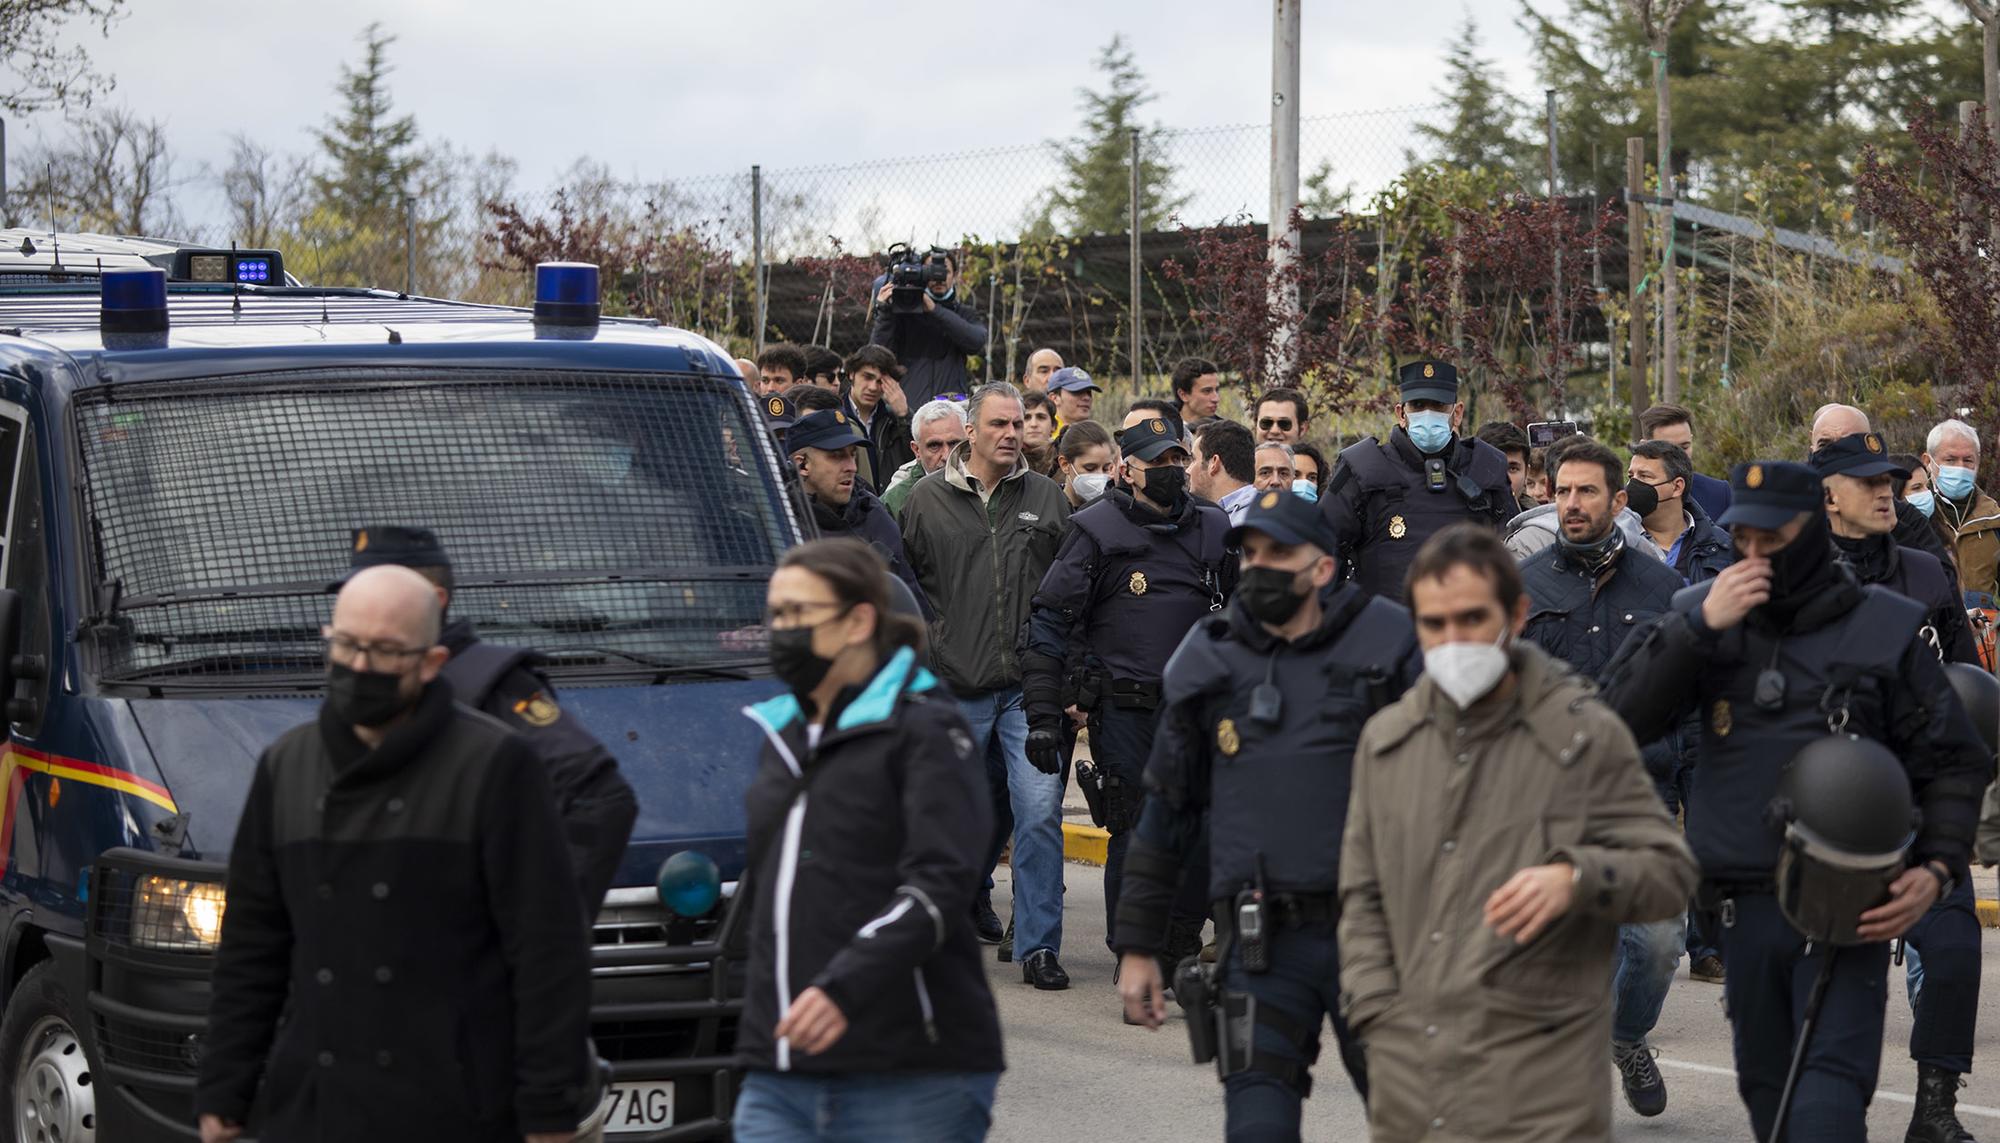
[870,247,988,408]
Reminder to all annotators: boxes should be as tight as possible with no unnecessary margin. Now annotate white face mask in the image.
[1071,472,1112,501]
[1423,628,1512,709]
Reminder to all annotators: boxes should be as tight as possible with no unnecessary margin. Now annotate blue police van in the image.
[0,231,797,1141]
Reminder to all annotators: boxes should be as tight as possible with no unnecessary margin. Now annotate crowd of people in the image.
[188,240,2000,1143]
[724,259,2000,1143]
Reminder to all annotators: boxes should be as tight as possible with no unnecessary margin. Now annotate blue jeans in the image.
[960,688,1063,958]
[1612,914,1686,1044]
[734,1070,999,1142]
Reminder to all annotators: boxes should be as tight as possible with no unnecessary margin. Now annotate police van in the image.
[0,231,798,1141]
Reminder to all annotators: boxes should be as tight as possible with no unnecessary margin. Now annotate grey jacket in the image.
[1504,502,1656,563]
[899,444,1070,696]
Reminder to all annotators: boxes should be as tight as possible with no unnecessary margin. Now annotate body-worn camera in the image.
[885,243,951,314]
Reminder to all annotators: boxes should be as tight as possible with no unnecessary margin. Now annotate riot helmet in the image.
[1942,661,2000,762]
[1768,734,1917,946]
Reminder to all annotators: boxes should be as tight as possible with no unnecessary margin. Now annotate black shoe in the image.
[1690,955,1725,984]
[972,892,1003,944]
[1907,1064,1977,1143]
[1021,949,1070,991]
[997,917,1014,963]
[1613,1040,1667,1117]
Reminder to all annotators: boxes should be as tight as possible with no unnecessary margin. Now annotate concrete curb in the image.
[1064,821,1109,866]
[1980,898,1998,929]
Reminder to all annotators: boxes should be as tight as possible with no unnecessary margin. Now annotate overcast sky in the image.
[18,0,1545,189]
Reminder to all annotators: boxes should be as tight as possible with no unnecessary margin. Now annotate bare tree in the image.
[0,0,125,114]
[14,107,183,235]
[1962,0,2000,141]
[221,133,310,248]
[1624,0,1695,401]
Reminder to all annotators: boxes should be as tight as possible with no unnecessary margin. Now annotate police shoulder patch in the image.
[515,692,561,727]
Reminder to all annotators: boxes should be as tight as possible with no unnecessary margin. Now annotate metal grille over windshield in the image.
[73,369,791,682]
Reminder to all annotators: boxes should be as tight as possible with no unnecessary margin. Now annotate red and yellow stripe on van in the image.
[0,745,178,875]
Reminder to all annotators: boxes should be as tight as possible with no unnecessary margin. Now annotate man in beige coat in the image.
[1338,525,1699,1142]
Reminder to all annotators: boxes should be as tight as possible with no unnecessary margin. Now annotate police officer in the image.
[346,526,638,918]
[1808,432,1987,1142]
[1113,490,1420,1139]
[1599,462,1991,1143]
[1320,361,1513,603]
[1023,416,1234,987]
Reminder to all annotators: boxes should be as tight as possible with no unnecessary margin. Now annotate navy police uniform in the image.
[1114,491,1420,1138]
[1810,434,1987,1136]
[1023,418,1234,957]
[348,527,639,918]
[1598,463,1991,1143]
[787,409,932,618]
[1319,362,1513,603]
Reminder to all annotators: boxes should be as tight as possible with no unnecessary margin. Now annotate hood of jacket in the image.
[942,440,1029,496]
[1505,501,1657,561]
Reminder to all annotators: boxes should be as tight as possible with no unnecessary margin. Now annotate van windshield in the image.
[73,368,792,685]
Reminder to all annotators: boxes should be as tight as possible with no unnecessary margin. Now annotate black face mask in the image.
[770,615,848,696]
[327,662,416,728]
[1238,565,1311,625]
[1624,478,1661,518]
[1138,464,1186,507]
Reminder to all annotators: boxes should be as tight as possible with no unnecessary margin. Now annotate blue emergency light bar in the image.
[100,268,169,334]
[534,262,601,327]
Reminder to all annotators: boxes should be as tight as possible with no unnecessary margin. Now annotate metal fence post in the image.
[1547,89,1562,411]
[1129,127,1142,390]
[1,117,8,227]
[1268,0,1301,385]
[403,193,415,295]
[751,165,766,355]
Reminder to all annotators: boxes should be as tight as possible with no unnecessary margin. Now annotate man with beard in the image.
[1022,416,1234,1003]
[1599,461,1991,1143]
[1517,439,1692,1119]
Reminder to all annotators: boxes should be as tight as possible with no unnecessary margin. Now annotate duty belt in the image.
[1697,877,1776,930]
[1216,892,1337,929]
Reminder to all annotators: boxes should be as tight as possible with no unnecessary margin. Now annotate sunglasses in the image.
[1258,418,1295,432]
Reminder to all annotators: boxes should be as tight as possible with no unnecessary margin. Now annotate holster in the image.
[1101,766,1141,833]
[1218,987,1256,1078]
[1108,677,1162,711]
[1074,670,1105,713]
[1175,955,1218,1065]
[1075,759,1109,828]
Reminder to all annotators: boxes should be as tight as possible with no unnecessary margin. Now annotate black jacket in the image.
[739,648,1004,1075]
[1669,500,1734,585]
[869,295,988,408]
[1831,532,1979,665]
[440,619,638,915]
[1521,538,1687,681]
[1894,497,1964,600]
[898,447,1069,696]
[1115,587,1422,952]
[810,486,933,618]
[197,681,591,1142]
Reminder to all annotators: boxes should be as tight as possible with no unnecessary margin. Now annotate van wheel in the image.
[0,963,96,1143]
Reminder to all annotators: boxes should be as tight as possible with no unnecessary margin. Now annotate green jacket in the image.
[899,444,1070,695]
[879,457,927,517]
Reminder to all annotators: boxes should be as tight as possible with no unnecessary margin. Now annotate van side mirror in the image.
[0,589,39,725]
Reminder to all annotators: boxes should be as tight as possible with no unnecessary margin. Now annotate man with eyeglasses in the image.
[198,565,593,1143]
[1319,361,1514,603]
[339,526,637,919]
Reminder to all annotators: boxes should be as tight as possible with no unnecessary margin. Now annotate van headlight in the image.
[132,876,227,951]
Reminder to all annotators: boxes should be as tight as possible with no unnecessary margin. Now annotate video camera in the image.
[886,243,952,315]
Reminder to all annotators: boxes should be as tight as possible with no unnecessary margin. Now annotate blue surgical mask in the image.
[1936,464,1977,502]
[1907,489,1937,518]
[1290,478,1320,503]
[1406,410,1454,454]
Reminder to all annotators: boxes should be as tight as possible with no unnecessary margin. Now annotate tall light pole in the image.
[1268,0,1302,385]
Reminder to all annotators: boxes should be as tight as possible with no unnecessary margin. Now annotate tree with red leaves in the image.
[1161,209,1384,416]
[1856,106,2000,472]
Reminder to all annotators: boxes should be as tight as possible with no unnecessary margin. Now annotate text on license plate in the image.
[604,1081,676,1134]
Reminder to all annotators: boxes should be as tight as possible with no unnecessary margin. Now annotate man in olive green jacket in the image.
[1338,525,1698,1143]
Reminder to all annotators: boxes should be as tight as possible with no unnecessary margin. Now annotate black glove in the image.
[1025,726,1065,774]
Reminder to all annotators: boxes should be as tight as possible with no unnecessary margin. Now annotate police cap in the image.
[348,525,450,571]
[785,408,867,454]
[759,392,798,430]
[1226,488,1336,553]
[1397,360,1459,405]
[1118,418,1188,463]
[1718,461,1823,531]
[1808,431,1908,481]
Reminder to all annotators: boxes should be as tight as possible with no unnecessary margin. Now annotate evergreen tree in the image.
[1412,18,1532,178]
[311,23,426,223]
[1045,36,1188,235]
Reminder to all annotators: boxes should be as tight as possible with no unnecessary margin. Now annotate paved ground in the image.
[983,859,2000,1142]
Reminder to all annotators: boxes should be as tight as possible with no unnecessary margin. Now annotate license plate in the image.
[603,1081,676,1134]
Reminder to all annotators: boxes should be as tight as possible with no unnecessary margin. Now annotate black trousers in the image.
[1093,702,1206,954]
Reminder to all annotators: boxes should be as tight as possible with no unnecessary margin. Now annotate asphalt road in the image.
[982,860,2000,1142]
